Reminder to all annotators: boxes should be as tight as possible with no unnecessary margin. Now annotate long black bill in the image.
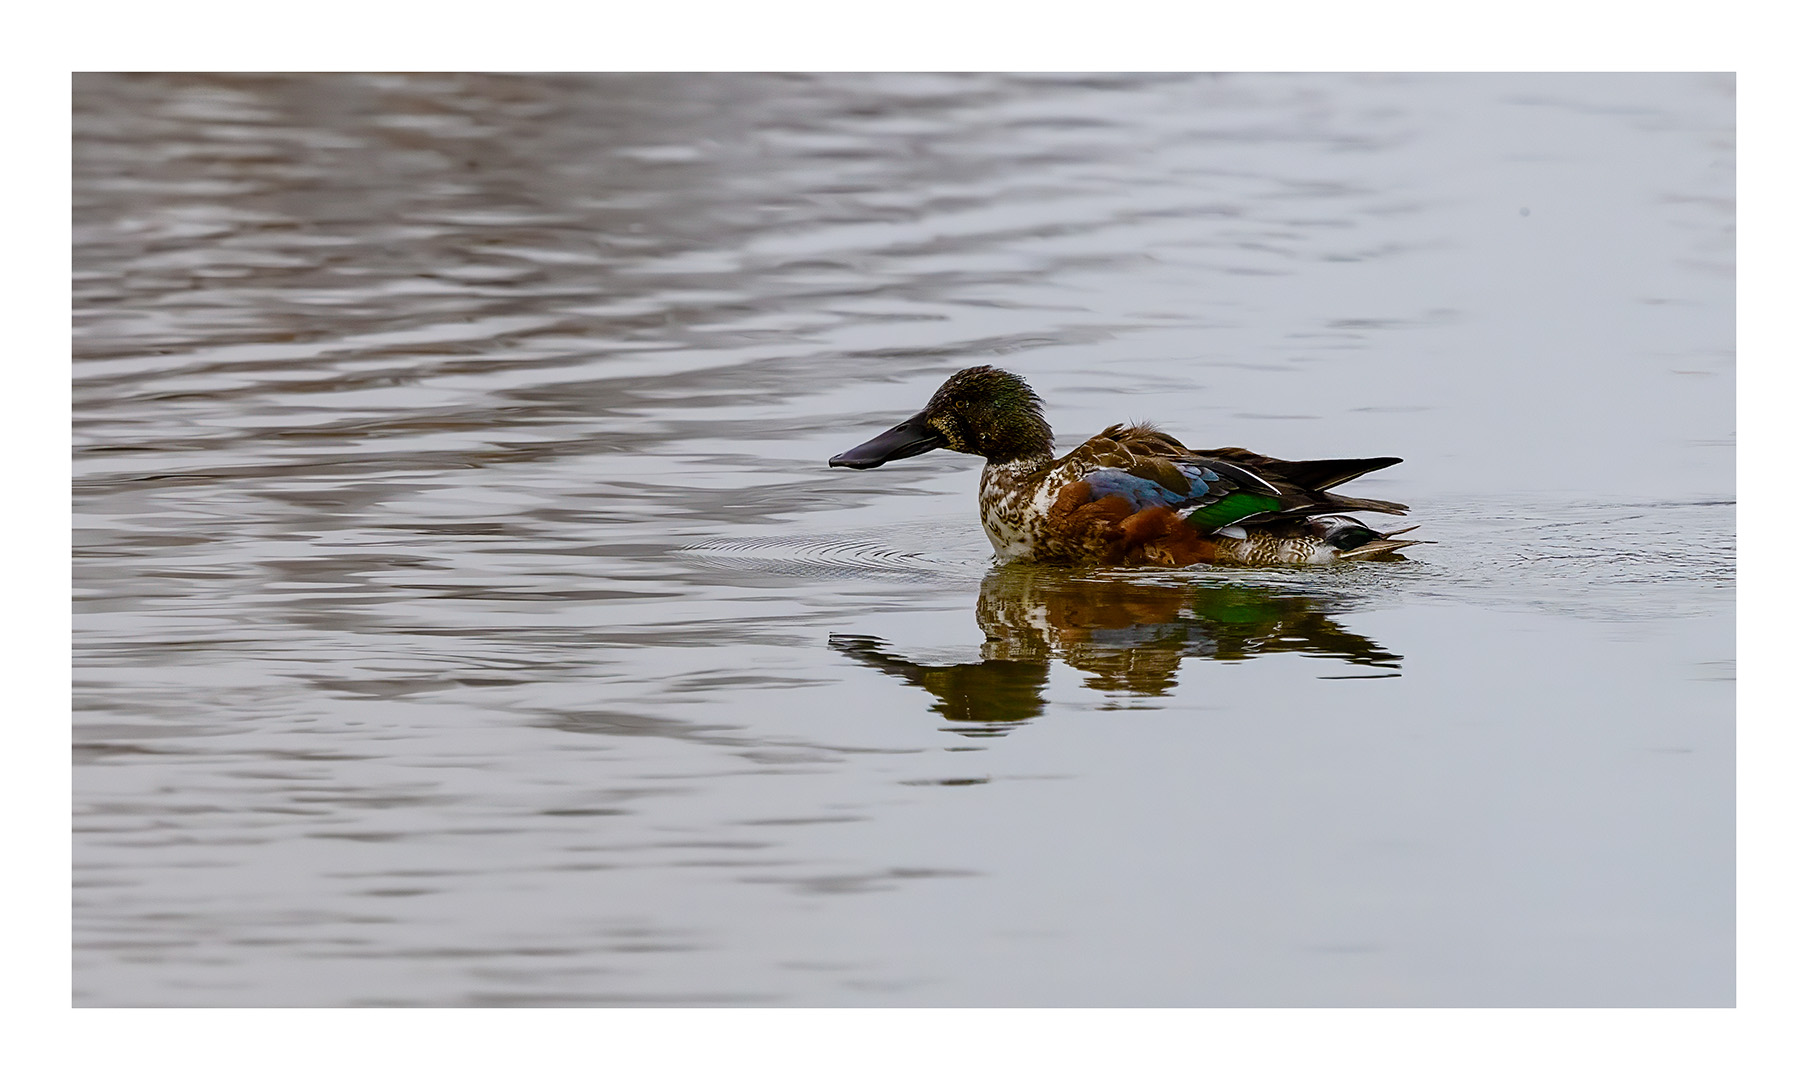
[829,410,948,469]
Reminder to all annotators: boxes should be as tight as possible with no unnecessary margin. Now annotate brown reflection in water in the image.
[826,639,1049,733]
[831,567,1401,734]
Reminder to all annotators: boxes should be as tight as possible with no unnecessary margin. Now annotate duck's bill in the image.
[829,411,947,469]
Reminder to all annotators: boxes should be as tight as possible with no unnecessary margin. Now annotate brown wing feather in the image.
[1057,428,1412,538]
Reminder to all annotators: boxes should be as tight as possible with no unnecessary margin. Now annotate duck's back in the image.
[991,424,1415,566]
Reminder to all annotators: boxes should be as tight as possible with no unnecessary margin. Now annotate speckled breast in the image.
[978,460,1065,560]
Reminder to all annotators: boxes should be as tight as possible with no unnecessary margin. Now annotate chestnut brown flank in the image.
[1046,482,1224,566]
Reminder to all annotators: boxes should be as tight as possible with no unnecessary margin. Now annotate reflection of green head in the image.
[828,635,1047,729]
[918,660,1047,727]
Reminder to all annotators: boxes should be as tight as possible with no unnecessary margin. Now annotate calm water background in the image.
[72,72,1733,1007]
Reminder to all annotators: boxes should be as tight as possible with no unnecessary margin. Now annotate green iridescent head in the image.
[830,366,1056,469]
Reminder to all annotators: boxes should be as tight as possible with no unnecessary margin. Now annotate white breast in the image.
[978,461,1054,560]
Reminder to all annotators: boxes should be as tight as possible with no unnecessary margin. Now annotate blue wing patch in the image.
[1084,465,1220,510]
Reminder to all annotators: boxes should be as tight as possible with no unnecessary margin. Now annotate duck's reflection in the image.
[830,567,1402,734]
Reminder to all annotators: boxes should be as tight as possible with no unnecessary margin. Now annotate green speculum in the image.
[1185,492,1283,532]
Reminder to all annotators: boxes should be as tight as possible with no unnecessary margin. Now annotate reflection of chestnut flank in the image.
[831,569,1404,729]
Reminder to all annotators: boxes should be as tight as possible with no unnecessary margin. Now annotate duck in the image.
[829,365,1424,567]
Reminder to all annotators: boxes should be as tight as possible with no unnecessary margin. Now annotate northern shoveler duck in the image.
[829,366,1424,567]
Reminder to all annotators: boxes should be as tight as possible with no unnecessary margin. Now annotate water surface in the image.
[73,73,1733,1006]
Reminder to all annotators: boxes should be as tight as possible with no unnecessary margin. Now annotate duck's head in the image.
[830,366,1055,469]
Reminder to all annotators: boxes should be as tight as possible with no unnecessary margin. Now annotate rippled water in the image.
[73,73,1733,1006]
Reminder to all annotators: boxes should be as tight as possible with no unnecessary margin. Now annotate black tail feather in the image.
[1200,448,1403,492]
[1315,492,1410,516]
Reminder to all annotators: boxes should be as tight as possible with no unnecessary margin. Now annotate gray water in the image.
[73,72,1733,1007]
